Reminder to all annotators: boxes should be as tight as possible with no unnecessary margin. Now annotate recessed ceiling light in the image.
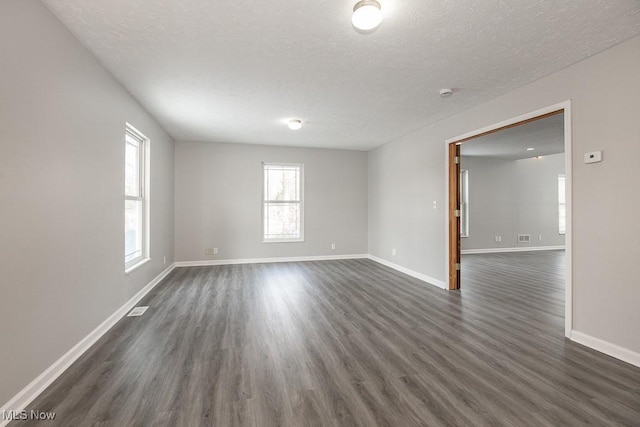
[526,147,535,151]
[352,0,382,31]
[288,119,302,130]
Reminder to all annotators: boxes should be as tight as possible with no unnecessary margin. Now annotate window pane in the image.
[558,174,566,234]
[558,175,565,204]
[125,199,143,262]
[265,166,299,201]
[460,202,469,236]
[125,137,140,197]
[460,170,469,237]
[264,202,301,240]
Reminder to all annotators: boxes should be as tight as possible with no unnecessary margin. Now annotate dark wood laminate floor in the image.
[15,252,640,426]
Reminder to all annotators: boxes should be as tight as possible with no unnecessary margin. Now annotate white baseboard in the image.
[0,263,177,427]
[367,255,447,289]
[461,245,565,255]
[570,330,640,368]
[174,254,368,267]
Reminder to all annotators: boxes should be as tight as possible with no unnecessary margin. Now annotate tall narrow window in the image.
[460,169,469,238]
[558,174,566,235]
[125,124,149,270]
[263,163,303,242]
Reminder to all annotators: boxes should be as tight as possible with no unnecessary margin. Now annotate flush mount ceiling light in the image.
[352,0,382,31]
[526,147,535,151]
[288,119,302,130]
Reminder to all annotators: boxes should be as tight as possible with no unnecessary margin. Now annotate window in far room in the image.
[125,124,150,271]
[460,169,469,237]
[558,174,566,235]
[262,163,304,242]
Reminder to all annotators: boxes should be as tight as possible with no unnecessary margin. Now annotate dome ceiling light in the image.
[352,0,382,31]
[288,119,303,130]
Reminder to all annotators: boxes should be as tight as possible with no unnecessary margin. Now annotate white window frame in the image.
[460,169,469,238]
[262,162,304,243]
[124,123,150,272]
[558,174,566,235]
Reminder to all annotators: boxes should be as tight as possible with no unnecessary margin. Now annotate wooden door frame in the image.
[444,100,573,337]
[448,143,461,290]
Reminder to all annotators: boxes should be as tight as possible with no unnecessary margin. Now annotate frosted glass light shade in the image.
[352,0,382,31]
[288,119,302,130]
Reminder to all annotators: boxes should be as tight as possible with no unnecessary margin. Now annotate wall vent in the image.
[517,234,531,243]
[127,306,149,317]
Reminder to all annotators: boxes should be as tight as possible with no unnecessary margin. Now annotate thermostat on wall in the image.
[584,151,602,164]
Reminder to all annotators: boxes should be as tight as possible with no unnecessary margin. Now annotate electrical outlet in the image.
[538,234,542,241]
[204,248,213,256]
[213,248,218,255]
[331,243,336,250]
[495,236,502,242]
[584,151,603,164]
[433,200,437,209]
[392,248,397,256]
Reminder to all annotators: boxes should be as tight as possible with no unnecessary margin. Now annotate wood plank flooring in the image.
[15,252,640,426]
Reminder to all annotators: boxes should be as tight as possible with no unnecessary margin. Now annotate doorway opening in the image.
[446,101,573,337]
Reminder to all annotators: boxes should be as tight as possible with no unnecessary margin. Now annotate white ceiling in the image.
[42,0,640,150]
[461,113,564,160]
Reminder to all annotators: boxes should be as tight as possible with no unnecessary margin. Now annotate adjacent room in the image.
[458,113,568,358]
[2,0,640,425]
[459,114,566,296]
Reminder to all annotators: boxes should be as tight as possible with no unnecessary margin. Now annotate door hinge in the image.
[455,263,461,271]
[454,156,460,164]
[454,209,461,217]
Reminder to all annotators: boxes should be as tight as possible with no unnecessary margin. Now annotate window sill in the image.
[125,257,150,274]
[262,238,304,244]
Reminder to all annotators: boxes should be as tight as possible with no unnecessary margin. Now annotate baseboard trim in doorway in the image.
[174,254,368,267]
[570,331,640,368]
[367,255,447,290]
[0,263,177,427]
[461,246,565,255]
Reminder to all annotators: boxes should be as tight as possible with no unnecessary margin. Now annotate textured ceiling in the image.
[461,113,564,160]
[42,0,640,150]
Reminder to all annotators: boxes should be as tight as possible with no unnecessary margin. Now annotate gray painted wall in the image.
[175,142,367,261]
[368,35,640,354]
[0,1,175,405]
[461,154,565,251]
